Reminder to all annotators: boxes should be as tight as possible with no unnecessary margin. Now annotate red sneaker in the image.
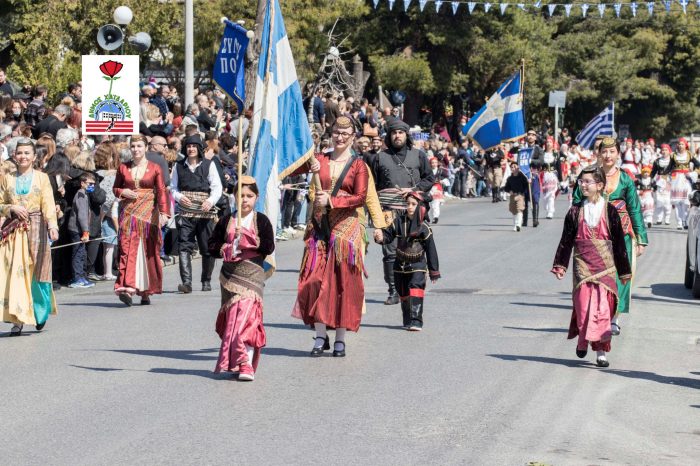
[238,364,255,381]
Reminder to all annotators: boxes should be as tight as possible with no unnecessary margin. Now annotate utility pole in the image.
[184,0,194,107]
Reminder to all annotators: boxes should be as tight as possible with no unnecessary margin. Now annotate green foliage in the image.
[370,52,435,94]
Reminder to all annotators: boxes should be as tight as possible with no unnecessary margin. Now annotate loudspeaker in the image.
[128,32,152,53]
[97,24,124,51]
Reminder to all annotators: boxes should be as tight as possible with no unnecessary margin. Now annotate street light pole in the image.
[184,0,194,107]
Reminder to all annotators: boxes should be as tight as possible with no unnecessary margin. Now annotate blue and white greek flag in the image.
[461,70,525,150]
[575,103,615,149]
[249,0,315,273]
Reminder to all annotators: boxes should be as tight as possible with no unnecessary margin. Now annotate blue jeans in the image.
[70,231,86,282]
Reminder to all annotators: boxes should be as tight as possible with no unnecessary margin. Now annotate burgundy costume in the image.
[553,202,631,352]
[293,154,369,332]
[113,161,169,297]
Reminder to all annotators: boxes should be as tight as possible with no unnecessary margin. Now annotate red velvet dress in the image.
[113,161,169,297]
[293,154,368,332]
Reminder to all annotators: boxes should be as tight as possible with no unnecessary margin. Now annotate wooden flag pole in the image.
[236,114,245,228]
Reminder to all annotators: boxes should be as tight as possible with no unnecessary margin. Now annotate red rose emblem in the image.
[99,60,123,78]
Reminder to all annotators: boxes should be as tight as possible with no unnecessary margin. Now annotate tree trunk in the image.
[244,0,268,110]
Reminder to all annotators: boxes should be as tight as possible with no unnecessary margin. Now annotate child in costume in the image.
[636,166,655,228]
[373,191,440,331]
[208,176,275,381]
[552,165,632,367]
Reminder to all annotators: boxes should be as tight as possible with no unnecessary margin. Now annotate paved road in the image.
[2,197,698,465]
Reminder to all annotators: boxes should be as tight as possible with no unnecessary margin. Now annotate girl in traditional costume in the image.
[553,165,632,367]
[208,176,275,381]
[0,139,59,335]
[636,166,655,228]
[652,144,673,225]
[113,135,170,306]
[541,139,560,219]
[669,138,699,229]
[291,116,369,357]
[572,137,648,336]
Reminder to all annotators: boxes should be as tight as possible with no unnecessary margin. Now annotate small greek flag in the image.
[575,103,615,150]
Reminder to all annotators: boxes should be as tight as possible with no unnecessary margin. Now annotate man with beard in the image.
[371,119,434,305]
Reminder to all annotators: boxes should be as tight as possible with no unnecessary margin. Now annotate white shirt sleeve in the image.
[170,164,182,202]
[206,162,223,206]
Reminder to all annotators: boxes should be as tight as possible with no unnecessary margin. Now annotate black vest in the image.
[375,148,423,190]
[176,158,211,193]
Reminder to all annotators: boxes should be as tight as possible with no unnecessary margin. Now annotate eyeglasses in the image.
[577,179,599,186]
[332,131,354,140]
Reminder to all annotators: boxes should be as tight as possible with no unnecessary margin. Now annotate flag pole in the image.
[236,114,245,227]
[520,58,533,211]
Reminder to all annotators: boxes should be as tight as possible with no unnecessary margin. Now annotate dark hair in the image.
[579,165,606,189]
[238,181,259,196]
[32,85,47,98]
[79,172,96,183]
[68,83,81,93]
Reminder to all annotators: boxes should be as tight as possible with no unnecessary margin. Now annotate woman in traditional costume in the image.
[651,144,673,225]
[572,137,648,336]
[0,139,59,335]
[113,135,170,306]
[553,165,632,367]
[208,176,275,381]
[292,116,369,357]
[669,138,699,230]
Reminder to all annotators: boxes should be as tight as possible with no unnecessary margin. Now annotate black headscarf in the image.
[384,118,413,150]
[182,134,204,158]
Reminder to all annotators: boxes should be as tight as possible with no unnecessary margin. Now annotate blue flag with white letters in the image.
[461,70,525,150]
[213,20,249,112]
[518,147,533,181]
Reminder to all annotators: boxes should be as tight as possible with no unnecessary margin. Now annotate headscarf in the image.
[182,134,204,158]
[661,143,672,154]
[405,191,427,238]
[384,118,413,150]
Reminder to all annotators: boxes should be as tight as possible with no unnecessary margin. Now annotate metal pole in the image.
[554,104,559,145]
[236,117,245,228]
[184,0,194,107]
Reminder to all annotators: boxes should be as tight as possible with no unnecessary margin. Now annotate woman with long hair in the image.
[95,142,120,280]
[0,139,59,335]
[113,135,170,306]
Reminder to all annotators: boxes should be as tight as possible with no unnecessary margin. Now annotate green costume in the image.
[573,169,648,314]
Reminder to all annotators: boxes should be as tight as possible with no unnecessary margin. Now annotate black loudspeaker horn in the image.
[97,24,124,51]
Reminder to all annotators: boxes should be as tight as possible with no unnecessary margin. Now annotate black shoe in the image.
[596,357,610,368]
[52,282,61,291]
[432,218,439,224]
[576,348,587,359]
[384,292,400,305]
[333,341,346,357]
[35,322,45,331]
[310,336,330,357]
[140,296,151,305]
[118,292,133,307]
[533,221,539,228]
[178,283,192,294]
[202,282,212,292]
[10,324,23,336]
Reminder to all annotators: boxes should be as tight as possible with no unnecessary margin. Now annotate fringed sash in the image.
[609,199,634,236]
[119,189,159,238]
[220,260,265,304]
[301,207,365,276]
[573,238,618,296]
[28,212,51,283]
[378,188,408,210]
[179,190,217,220]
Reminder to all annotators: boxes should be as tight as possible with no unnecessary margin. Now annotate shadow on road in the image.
[60,302,128,308]
[107,348,218,361]
[510,302,571,311]
[502,326,568,333]
[264,322,307,330]
[647,283,694,301]
[148,367,223,380]
[262,347,311,358]
[69,364,126,372]
[488,354,700,390]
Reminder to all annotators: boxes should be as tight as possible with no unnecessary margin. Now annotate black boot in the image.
[201,256,216,291]
[522,205,529,227]
[492,187,498,203]
[400,299,410,328]
[408,297,423,331]
[178,252,192,293]
[383,262,399,305]
[532,203,540,228]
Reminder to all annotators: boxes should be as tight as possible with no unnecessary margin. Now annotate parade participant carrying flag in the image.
[248,0,315,274]
[461,67,525,150]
